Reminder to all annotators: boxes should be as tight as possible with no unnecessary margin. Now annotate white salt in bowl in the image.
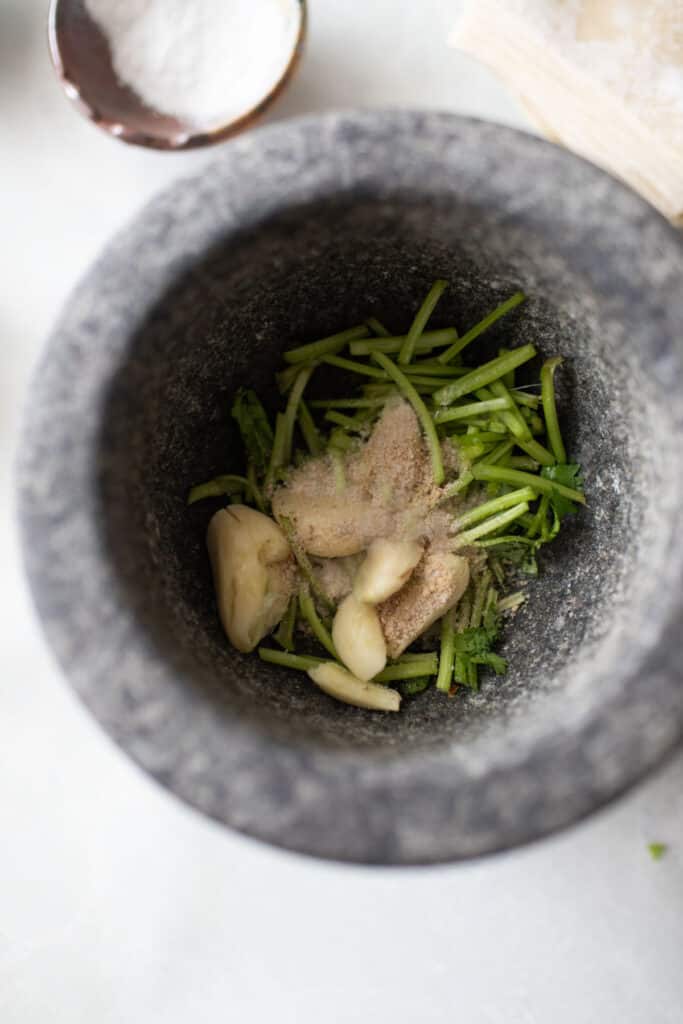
[48,0,307,149]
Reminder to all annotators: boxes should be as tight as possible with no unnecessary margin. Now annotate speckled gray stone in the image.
[17,112,683,864]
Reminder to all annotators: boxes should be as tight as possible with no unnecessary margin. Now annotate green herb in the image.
[309,397,387,410]
[648,842,668,861]
[541,356,567,463]
[187,474,249,505]
[453,487,536,532]
[372,352,445,485]
[265,412,288,493]
[437,291,525,364]
[231,388,274,476]
[434,397,510,424]
[274,597,297,652]
[325,409,371,431]
[471,463,586,506]
[322,353,388,379]
[374,654,439,682]
[299,587,338,658]
[283,325,369,364]
[433,345,537,406]
[399,279,448,365]
[366,316,390,337]
[452,603,507,689]
[297,400,323,456]
[436,610,457,693]
[350,328,458,357]
[282,366,315,466]
[506,456,540,470]
[454,501,530,549]
[246,463,266,512]
[540,463,584,518]
[258,648,327,671]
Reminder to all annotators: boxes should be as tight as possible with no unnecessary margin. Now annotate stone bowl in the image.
[17,112,683,864]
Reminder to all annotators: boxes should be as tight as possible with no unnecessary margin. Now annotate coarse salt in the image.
[84,0,302,125]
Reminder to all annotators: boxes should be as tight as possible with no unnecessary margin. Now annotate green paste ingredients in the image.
[189,282,586,712]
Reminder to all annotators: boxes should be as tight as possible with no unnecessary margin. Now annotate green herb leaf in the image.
[472,651,508,675]
[540,463,584,519]
[648,842,667,861]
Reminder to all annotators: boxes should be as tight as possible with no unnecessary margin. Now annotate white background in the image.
[2,2,683,1021]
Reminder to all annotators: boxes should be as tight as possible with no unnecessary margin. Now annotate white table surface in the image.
[2,2,682,1021]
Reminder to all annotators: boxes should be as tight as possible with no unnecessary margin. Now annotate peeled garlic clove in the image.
[332,594,386,681]
[207,506,292,653]
[353,538,424,604]
[308,663,400,712]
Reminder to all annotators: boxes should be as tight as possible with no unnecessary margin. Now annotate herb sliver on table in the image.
[187,283,585,711]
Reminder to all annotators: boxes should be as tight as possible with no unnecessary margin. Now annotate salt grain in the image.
[84,0,302,125]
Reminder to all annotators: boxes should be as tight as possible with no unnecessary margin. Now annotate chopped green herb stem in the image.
[325,409,365,430]
[541,356,568,463]
[322,354,388,379]
[374,655,439,681]
[434,345,537,406]
[506,456,540,470]
[436,611,456,693]
[258,648,327,671]
[329,447,347,492]
[246,463,266,512]
[477,439,515,466]
[265,412,288,493]
[309,397,387,410]
[476,534,538,550]
[434,397,511,424]
[297,400,323,456]
[487,380,531,440]
[366,316,390,337]
[471,463,585,506]
[284,325,368,364]
[328,429,354,453]
[511,390,541,409]
[299,588,338,658]
[438,291,526,364]
[350,328,457,357]
[187,474,249,505]
[404,362,469,377]
[441,470,474,499]
[274,597,297,651]
[515,436,557,468]
[453,487,536,531]
[471,570,492,629]
[454,502,530,548]
[399,279,448,365]
[282,365,315,466]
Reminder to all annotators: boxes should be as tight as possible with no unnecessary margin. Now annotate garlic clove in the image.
[307,662,400,712]
[207,506,292,653]
[353,538,424,604]
[332,593,387,681]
